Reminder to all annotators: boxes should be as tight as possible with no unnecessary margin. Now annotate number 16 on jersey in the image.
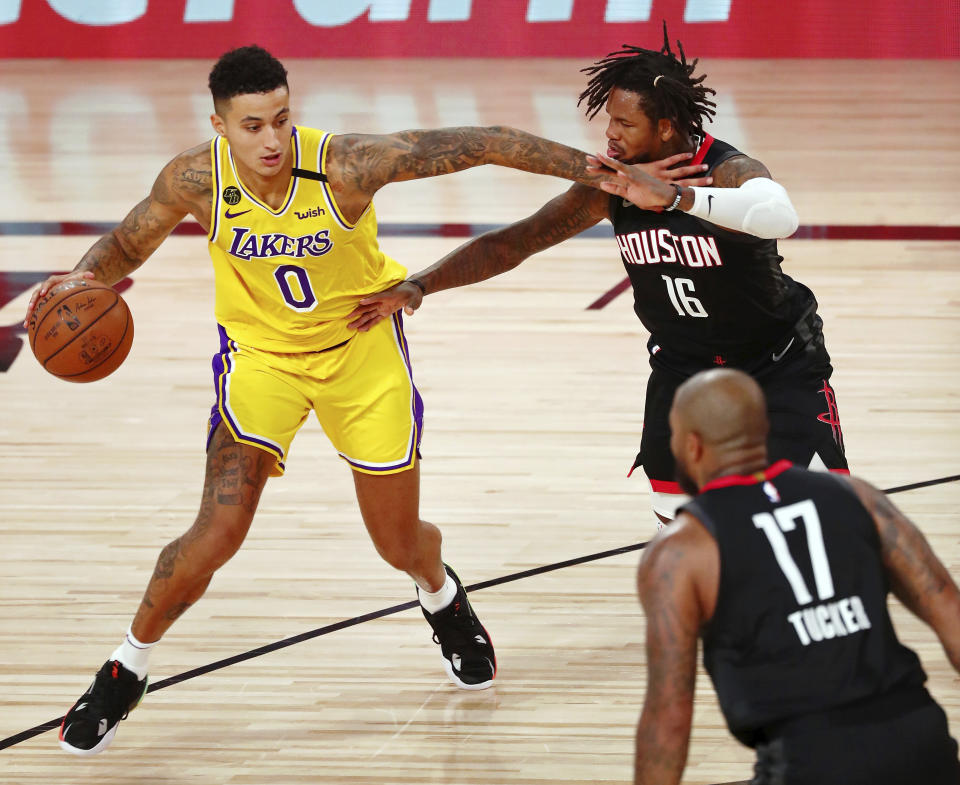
[661,275,708,318]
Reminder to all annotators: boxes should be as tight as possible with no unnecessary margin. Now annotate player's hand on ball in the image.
[24,270,95,327]
[347,280,424,332]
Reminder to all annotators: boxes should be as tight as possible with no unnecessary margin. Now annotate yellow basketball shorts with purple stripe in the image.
[207,314,423,476]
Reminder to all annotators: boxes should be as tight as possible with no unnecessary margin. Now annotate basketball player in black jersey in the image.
[633,367,960,785]
[349,27,847,527]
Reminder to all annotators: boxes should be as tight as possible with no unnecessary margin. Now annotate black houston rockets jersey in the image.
[681,463,926,747]
[610,135,818,365]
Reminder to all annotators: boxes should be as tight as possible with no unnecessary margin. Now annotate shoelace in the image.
[73,665,135,724]
[433,604,484,648]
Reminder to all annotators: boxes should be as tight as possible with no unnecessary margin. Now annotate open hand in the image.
[23,270,95,328]
[347,280,424,332]
[586,151,712,210]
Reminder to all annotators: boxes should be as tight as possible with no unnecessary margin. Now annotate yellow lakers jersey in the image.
[208,126,407,352]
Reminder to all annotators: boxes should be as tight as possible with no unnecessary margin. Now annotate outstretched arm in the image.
[24,144,211,324]
[327,126,711,222]
[346,150,711,331]
[347,182,609,331]
[330,126,612,197]
[846,476,960,674]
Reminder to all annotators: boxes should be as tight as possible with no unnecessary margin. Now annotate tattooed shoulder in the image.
[711,154,772,188]
[152,143,213,209]
[147,143,214,227]
[325,133,385,195]
[638,523,689,594]
[172,143,214,198]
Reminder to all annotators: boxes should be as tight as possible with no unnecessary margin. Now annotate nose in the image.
[605,119,619,140]
[264,125,280,149]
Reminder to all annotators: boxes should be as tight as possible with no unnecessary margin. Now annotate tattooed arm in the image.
[25,143,212,323]
[347,183,608,331]
[326,125,617,221]
[846,476,960,674]
[633,514,717,785]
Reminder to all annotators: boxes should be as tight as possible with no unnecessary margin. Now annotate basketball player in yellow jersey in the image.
[26,45,709,756]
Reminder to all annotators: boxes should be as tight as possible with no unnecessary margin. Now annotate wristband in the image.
[407,278,427,296]
[663,184,683,212]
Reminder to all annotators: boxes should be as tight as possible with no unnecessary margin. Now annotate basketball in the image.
[27,279,134,383]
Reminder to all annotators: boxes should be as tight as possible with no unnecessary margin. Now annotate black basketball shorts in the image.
[634,347,848,493]
[751,689,960,785]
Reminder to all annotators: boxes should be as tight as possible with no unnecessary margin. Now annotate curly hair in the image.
[577,23,716,139]
[208,45,288,110]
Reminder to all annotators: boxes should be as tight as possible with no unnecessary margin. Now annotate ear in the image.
[210,113,225,137]
[657,117,676,143]
[685,430,704,462]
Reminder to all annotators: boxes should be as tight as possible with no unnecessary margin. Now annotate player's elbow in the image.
[478,125,530,162]
[742,201,799,239]
[637,694,693,750]
[653,703,692,735]
[740,178,799,239]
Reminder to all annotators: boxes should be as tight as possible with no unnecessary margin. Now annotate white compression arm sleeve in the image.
[686,177,799,239]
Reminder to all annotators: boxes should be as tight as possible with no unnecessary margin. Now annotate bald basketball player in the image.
[634,368,960,784]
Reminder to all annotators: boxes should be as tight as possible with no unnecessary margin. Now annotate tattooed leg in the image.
[131,425,273,642]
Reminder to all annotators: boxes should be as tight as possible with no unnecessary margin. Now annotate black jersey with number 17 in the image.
[681,462,927,748]
[609,135,819,367]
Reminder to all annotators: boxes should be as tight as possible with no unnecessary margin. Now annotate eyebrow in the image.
[239,107,290,123]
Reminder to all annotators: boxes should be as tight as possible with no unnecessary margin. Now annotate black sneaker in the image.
[420,565,496,690]
[59,660,148,756]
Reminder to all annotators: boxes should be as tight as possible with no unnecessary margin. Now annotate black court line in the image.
[883,474,960,495]
[2,474,958,752]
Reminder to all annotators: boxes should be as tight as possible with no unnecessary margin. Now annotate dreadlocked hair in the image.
[578,23,716,140]
[209,45,288,110]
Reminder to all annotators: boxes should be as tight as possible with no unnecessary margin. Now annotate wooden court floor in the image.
[0,58,958,784]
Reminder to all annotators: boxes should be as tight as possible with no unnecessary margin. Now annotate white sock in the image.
[109,626,157,680]
[417,573,457,614]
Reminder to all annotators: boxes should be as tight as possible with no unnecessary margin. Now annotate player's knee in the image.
[179,513,252,573]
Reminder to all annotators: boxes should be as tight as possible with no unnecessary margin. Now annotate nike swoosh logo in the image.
[224,209,251,219]
[706,194,714,216]
[772,337,795,362]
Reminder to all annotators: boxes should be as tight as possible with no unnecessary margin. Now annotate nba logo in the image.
[763,481,780,503]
